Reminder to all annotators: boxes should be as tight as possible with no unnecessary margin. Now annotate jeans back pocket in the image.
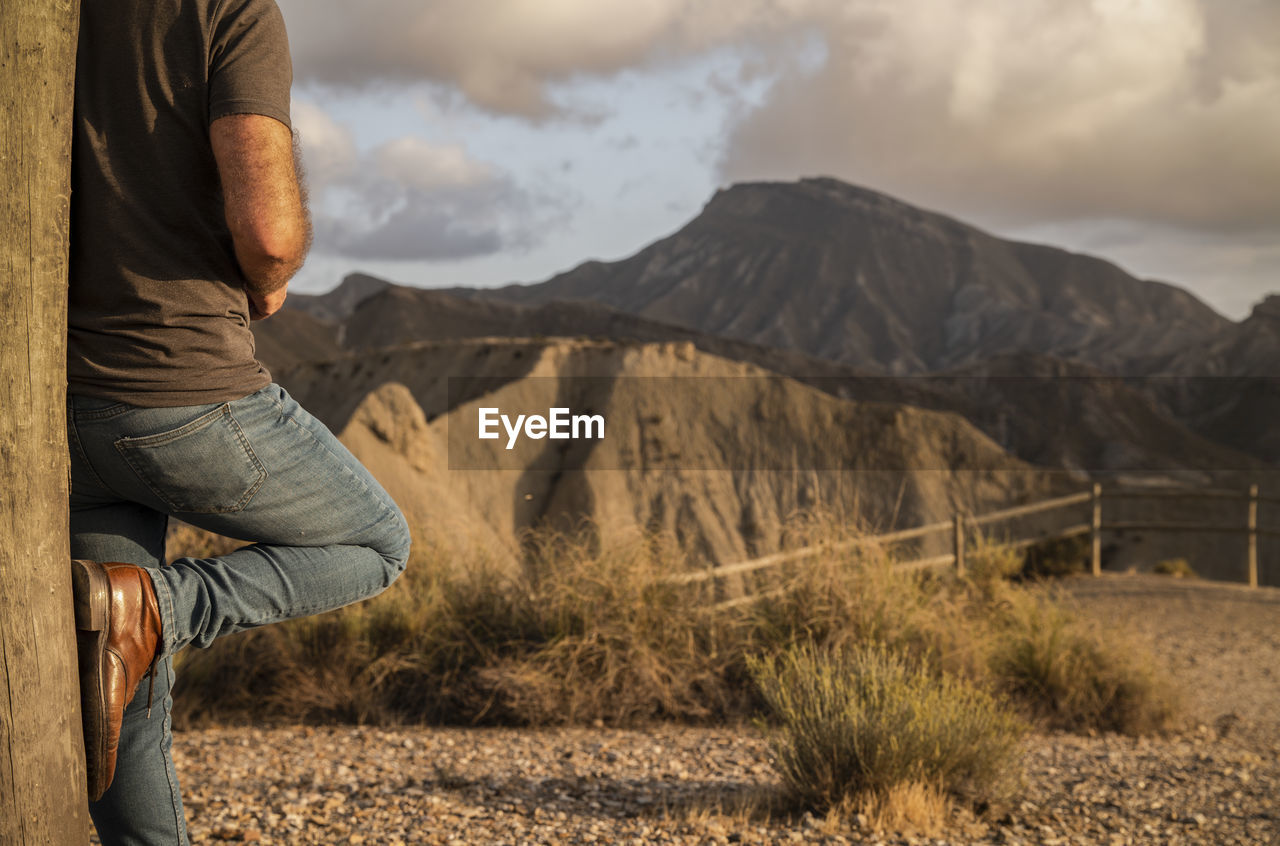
[115,404,266,513]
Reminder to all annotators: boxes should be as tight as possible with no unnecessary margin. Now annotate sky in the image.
[275,0,1280,321]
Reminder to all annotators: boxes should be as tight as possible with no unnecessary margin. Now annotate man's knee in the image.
[377,506,412,583]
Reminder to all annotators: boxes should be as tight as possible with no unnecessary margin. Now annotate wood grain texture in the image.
[0,1,88,842]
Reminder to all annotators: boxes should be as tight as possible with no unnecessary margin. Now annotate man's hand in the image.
[248,286,288,320]
[210,113,310,313]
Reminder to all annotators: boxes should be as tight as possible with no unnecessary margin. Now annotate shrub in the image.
[748,643,1024,812]
[963,533,1025,602]
[174,528,746,727]
[171,517,1178,741]
[987,589,1179,734]
[1020,534,1090,579]
[475,529,742,724]
[1153,558,1197,579]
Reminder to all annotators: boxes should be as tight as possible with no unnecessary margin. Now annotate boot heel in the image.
[71,559,110,631]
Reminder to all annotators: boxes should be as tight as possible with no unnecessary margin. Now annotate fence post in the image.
[1,2,92,841]
[953,512,965,577]
[1091,483,1102,577]
[1248,484,1259,589]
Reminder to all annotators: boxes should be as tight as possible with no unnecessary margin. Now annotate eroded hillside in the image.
[273,338,1062,575]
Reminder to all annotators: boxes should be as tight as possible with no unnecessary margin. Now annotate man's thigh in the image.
[71,384,407,555]
[69,500,169,567]
[69,398,168,565]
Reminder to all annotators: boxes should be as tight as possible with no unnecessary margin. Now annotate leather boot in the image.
[71,559,163,802]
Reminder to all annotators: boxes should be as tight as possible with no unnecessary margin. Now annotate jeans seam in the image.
[268,390,388,528]
[158,659,188,844]
[76,402,132,421]
[224,405,268,510]
[67,409,112,491]
[260,586,389,625]
[147,566,178,659]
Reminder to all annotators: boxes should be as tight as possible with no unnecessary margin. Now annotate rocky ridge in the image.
[454,178,1234,376]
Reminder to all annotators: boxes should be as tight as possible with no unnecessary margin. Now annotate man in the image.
[67,1,410,842]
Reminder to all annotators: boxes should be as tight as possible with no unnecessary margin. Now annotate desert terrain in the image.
[157,574,1280,845]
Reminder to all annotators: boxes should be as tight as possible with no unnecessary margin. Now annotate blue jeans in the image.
[67,383,411,845]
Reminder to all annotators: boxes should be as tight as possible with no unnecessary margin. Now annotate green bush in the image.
[748,643,1024,811]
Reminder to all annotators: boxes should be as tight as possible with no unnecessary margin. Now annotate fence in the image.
[674,484,1276,608]
[1096,484,1279,588]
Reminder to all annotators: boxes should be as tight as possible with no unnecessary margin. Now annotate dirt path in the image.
[1064,572,1280,751]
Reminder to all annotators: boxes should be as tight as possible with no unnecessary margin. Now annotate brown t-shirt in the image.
[68,0,293,406]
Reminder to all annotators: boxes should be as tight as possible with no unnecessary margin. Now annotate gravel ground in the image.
[116,574,1280,845]
[1063,572,1280,751]
[171,722,1279,846]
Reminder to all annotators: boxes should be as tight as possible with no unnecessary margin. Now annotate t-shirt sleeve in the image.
[208,0,293,128]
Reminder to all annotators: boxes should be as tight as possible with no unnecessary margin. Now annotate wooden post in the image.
[1247,484,1259,589]
[953,512,965,576]
[1090,483,1102,577]
[0,1,90,842]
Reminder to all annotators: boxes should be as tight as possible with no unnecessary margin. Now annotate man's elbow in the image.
[233,217,309,276]
[256,225,308,269]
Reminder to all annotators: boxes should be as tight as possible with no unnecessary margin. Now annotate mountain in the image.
[1128,295,1280,463]
[258,279,1264,478]
[336,281,883,375]
[922,354,1259,479]
[271,337,1061,576]
[256,177,1274,479]
[251,307,342,372]
[288,272,394,324]
[452,178,1232,375]
[243,173,1277,581]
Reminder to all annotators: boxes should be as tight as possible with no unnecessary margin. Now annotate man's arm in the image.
[210,113,310,320]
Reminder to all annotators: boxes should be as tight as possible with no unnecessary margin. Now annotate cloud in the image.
[291,101,552,261]
[277,0,802,117]
[291,101,357,187]
[278,1,1280,236]
[374,137,495,191]
[1012,219,1280,321]
[717,0,1280,233]
[316,192,503,261]
[278,1,1280,309]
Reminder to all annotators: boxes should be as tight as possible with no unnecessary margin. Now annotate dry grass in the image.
[748,644,1024,814]
[986,587,1181,734]
[165,516,1184,836]
[172,528,744,727]
[658,784,785,831]
[169,516,1178,738]
[848,780,950,838]
[1153,557,1198,579]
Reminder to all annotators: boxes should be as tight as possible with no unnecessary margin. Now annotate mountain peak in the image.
[1248,294,1280,321]
[289,273,394,323]
[472,177,1227,374]
[705,177,955,230]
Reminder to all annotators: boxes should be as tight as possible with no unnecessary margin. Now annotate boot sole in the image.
[71,559,112,800]
[71,558,109,631]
